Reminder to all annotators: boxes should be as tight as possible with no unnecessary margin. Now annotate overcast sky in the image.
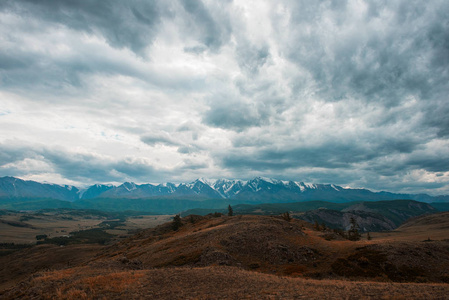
[1,0,449,194]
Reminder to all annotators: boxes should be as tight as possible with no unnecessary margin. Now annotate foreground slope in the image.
[2,214,449,299]
[4,266,449,300]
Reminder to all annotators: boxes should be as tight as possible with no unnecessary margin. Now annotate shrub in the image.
[36,234,48,240]
[172,214,183,231]
[281,212,292,222]
[347,217,361,241]
[228,205,233,216]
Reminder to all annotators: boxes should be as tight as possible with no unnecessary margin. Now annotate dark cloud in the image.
[223,134,424,173]
[0,0,163,55]
[281,0,449,108]
[180,0,231,52]
[202,95,270,131]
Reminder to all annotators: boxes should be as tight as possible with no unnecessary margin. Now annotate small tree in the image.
[172,214,182,231]
[228,204,233,216]
[367,232,372,240]
[36,234,48,240]
[347,216,361,241]
[321,222,327,231]
[281,211,292,222]
[314,220,320,231]
[189,215,195,224]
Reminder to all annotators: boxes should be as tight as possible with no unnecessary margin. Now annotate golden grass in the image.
[4,266,449,299]
[2,214,449,299]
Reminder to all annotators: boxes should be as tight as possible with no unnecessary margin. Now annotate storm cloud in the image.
[1,0,449,195]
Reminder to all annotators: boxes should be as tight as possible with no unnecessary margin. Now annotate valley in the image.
[0,209,171,245]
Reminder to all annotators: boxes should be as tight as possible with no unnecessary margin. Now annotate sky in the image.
[0,0,449,195]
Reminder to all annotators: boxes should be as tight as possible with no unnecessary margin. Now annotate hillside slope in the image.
[2,214,449,299]
[183,200,437,232]
[95,214,449,282]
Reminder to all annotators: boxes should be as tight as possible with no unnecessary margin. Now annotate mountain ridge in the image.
[1,176,448,204]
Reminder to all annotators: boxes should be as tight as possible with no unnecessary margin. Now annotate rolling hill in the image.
[2,213,449,299]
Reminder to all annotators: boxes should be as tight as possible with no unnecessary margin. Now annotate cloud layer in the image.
[1,0,449,194]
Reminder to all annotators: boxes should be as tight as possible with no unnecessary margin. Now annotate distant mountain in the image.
[78,177,449,203]
[0,176,79,201]
[1,176,449,205]
[80,184,114,199]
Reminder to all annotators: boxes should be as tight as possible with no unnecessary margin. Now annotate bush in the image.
[36,234,48,240]
[228,205,233,216]
[347,217,361,241]
[172,214,183,231]
[281,212,292,222]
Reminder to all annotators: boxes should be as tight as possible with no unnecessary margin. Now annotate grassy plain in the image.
[0,210,172,244]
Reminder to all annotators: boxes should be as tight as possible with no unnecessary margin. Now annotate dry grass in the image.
[0,212,172,244]
[0,244,103,292]
[2,213,449,299]
[93,214,449,282]
[3,266,449,299]
[373,212,449,243]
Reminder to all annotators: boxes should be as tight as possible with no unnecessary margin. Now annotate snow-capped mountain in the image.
[76,177,446,203]
[1,176,448,203]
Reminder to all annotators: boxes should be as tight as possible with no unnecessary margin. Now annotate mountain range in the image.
[1,176,449,204]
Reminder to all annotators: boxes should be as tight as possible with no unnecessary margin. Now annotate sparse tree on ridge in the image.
[172,214,182,231]
[347,216,361,241]
[281,211,292,222]
[314,220,320,231]
[228,204,233,216]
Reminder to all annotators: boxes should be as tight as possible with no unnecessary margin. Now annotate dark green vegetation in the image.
[430,202,449,211]
[0,196,245,214]
[37,228,114,246]
[0,243,33,257]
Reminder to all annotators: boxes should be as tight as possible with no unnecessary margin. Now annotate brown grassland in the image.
[1,212,449,299]
[0,211,172,244]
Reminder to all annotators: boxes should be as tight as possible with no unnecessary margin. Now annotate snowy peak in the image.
[80,184,114,199]
[80,178,347,200]
[4,176,443,204]
[212,179,245,198]
[122,182,137,191]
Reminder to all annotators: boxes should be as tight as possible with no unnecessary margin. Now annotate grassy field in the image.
[369,212,449,242]
[0,210,172,244]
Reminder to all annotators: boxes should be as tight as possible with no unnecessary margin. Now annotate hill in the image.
[374,212,449,242]
[183,199,437,232]
[2,214,449,299]
[94,214,449,283]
